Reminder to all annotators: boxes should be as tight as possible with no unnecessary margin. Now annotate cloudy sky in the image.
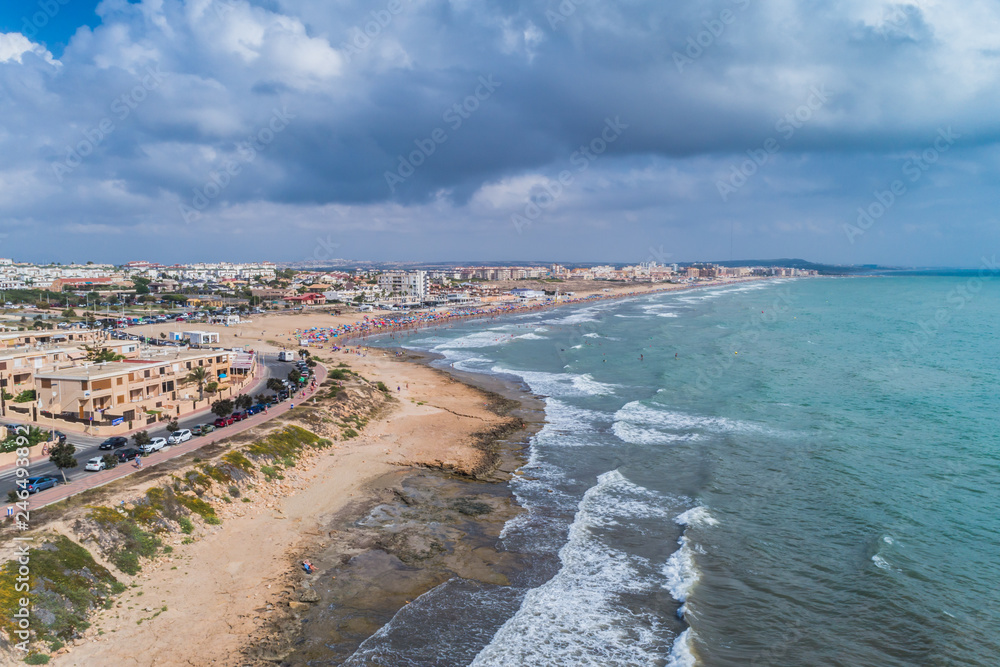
[0,0,997,266]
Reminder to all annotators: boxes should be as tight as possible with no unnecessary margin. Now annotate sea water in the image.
[352,277,1000,666]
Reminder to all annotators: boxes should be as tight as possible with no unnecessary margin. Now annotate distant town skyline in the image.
[2,1,999,266]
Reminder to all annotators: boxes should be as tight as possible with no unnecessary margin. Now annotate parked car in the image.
[214,416,234,428]
[85,457,106,472]
[167,429,192,444]
[25,476,60,493]
[191,424,216,436]
[116,448,142,462]
[140,437,167,454]
[99,436,129,450]
[51,430,68,444]
[245,405,264,416]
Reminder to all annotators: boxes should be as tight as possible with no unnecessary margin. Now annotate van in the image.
[278,350,296,362]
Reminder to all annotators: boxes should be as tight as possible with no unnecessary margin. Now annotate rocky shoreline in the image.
[239,349,545,665]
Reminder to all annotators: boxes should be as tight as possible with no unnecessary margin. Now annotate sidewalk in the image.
[7,363,326,510]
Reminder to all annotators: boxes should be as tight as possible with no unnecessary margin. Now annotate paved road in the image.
[0,352,302,498]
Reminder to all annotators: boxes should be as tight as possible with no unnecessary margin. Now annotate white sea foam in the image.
[666,629,697,667]
[675,506,719,527]
[584,332,602,338]
[613,400,773,440]
[872,554,894,571]
[516,332,546,340]
[611,421,701,446]
[663,535,699,607]
[496,368,619,397]
[471,470,677,666]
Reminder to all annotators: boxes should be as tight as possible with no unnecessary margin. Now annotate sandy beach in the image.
[42,344,531,667]
[22,276,766,666]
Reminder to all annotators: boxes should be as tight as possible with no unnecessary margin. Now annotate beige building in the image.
[35,349,234,425]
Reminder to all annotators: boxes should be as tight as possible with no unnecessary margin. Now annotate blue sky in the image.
[0,0,103,57]
[0,1,998,266]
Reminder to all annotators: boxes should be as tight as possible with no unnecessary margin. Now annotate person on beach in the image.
[302,560,313,573]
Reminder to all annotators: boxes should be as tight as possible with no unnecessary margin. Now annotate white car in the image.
[85,457,106,472]
[141,437,167,453]
[167,429,192,444]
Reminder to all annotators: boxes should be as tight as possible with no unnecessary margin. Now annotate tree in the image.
[166,419,179,433]
[61,308,77,318]
[234,394,252,411]
[298,348,310,359]
[133,430,151,448]
[102,453,119,469]
[266,378,285,393]
[205,381,219,394]
[287,370,302,384]
[211,399,234,418]
[48,441,78,483]
[84,345,124,363]
[186,366,210,401]
[133,277,151,295]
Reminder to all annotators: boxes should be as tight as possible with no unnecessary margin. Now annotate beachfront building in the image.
[378,271,430,301]
[0,329,101,349]
[168,331,221,346]
[34,349,234,425]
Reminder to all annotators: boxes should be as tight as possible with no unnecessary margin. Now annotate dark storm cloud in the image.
[1,0,999,264]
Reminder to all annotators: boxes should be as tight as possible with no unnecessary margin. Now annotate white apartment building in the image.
[378,271,430,301]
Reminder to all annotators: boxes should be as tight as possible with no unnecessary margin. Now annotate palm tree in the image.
[186,366,210,401]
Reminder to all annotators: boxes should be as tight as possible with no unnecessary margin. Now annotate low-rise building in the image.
[35,349,233,424]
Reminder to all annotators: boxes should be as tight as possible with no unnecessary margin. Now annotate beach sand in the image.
[52,348,531,667]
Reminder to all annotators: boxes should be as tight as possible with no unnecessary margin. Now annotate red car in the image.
[214,416,235,428]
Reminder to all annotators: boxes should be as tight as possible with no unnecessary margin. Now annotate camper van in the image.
[278,350,296,362]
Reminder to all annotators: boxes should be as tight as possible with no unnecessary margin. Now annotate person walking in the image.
[135,455,142,469]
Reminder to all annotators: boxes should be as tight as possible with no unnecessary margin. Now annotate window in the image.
[117,377,123,385]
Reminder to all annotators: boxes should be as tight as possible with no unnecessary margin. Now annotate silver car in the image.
[167,429,192,444]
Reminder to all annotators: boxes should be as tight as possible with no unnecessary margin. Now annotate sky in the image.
[0,0,998,266]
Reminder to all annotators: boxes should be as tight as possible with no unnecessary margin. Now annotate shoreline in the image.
[41,275,784,665]
[46,339,543,667]
[241,346,546,664]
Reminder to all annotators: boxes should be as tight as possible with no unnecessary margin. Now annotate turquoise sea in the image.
[351,277,1000,666]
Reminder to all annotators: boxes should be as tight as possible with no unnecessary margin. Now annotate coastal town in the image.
[0,256,814,665]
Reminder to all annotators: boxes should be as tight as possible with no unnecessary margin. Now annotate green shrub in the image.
[24,654,51,664]
[177,517,194,534]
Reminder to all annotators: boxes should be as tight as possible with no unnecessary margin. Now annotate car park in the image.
[141,437,167,453]
[167,429,192,444]
[85,457,107,472]
[116,448,142,462]
[99,436,129,450]
[24,476,60,493]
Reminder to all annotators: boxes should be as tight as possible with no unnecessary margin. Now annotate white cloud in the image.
[0,32,58,66]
